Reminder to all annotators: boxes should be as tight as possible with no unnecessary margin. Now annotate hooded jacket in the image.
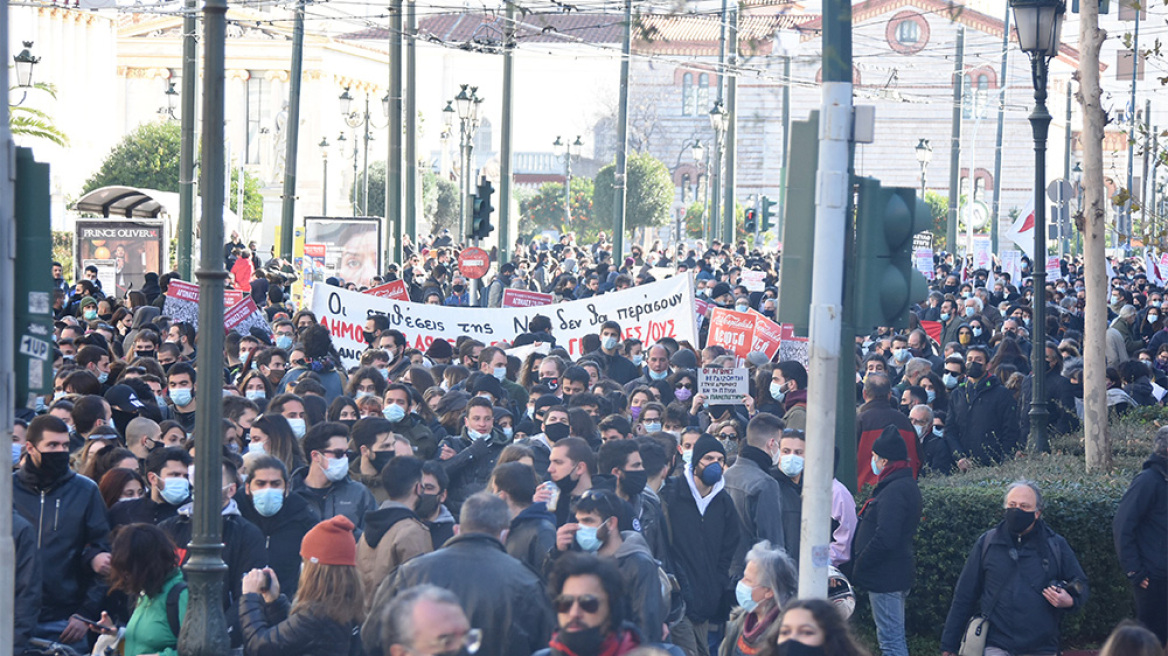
[612,531,668,643]
[1113,452,1168,581]
[290,465,378,535]
[356,501,433,611]
[13,460,110,623]
[439,426,512,516]
[122,569,187,656]
[506,502,557,579]
[237,490,320,600]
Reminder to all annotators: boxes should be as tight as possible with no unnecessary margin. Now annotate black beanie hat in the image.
[872,425,908,462]
[691,433,726,466]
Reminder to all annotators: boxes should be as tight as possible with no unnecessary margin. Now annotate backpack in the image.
[166,581,188,638]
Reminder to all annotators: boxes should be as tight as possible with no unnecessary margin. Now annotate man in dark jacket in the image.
[238,455,320,600]
[13,415,110,646]
[383,383,439,459]
[586,321,641,385]
[724,413,786,577]
[109,446,192,527]
[1112,428,1168,645]
[596,439,670,566]
[660,434,741,656]
[908,405,954,475]
[440,397,513,516]
[493,461,557,580]
[941,481,1089,656]
[1019,344,1079,443]
[291,421,378,534]
[13,511,42,654]
[947,345,1021,468]
[377,492,554,656]
[852,426,922,656]
[856,373,920,489]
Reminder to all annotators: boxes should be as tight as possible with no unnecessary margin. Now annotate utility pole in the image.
[779,51,792,232]
[947,26,965,253]
[991,7,1008,254]
[799,0,851,601]
[1124,7,1140,249]
[499,1,516,263]
[177,0,230,647]
[178,0,198,275]
[405,0,417,257]
[1152,128,1160,246]
[279,0,305,263]
[1079,0,1111,472]
[1063,83,1073,256]
[722,2,739,246]
[1141,99,1151,243]
[0,3,15,651]
[611,0,631,259]
[388,0,404,265]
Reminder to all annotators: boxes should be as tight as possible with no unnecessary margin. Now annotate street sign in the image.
[1047,179,1074,203]
[458,247,491,280]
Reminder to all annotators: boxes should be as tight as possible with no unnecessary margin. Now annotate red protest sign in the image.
[502,288,554,308]
[750,312,783,360]
[708,308,755,358]
[224,289,246,307]
[365,279,410,301]
[224,295,273,337]
[165,280,200,302]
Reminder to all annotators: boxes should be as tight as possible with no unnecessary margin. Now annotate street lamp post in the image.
[319,137,329,214]
[691,139,706,244]
[11,42,40,107]
[448,85,483,242]
[915,138,933,199]
[553,136,584,232]
[1010,0,1065,453]
[340,86,389,216]
[709,102,728,243]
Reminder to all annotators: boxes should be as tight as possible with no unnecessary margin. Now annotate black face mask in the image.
[776,640,826,656]
[135,350,155,360]
[370,450,394,472]
[619,469,648,498]
[541,377,560,392]
[33,451,71,483]
[544,422,570,441]
[1005,507,1036,535]
[966,362,986,380]
[556,625,608,656]
[415,492,441,519]
[363,331,377,346]
[453,284,466,294]
[338,419,357,429]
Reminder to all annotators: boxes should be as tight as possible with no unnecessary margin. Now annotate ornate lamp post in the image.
[553,135,584,232]
[319,137,329,214]
[1009,0,1065,453]
[339,86,389,216]
[709,102,728,242]
[448,84,483,241]
[915,138,933,198]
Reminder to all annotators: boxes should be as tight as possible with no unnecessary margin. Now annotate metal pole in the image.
[1152,129,1159,246]
[991,6,1009,254]
[565,151,572,229]
[711,128,722,244]
[1064,83,1073,256]
[388,0,404,265]
[779,54,791,229]
[947,26,965,253]
[499,1,515,263]
[1141,99,1151,243]
[177,0,230,646]
[178,0,198,274]
[362,96,371,216]
[799,0,850,601]
[1028,54,1051,454]
[611,0,631,259]
[0,3,15,651]
[279,0,305,260]
[405,0,418,253]
[459,124,469,237]
[722,2,738,246]
[1124,9,1140,249]
[351,132,359,217]
[322,154,328,214]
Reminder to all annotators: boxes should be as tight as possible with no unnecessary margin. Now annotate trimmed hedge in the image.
[850,420,1154,649]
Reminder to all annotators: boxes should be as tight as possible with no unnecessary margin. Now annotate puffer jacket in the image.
[1113,453,1168,581]
[13,462,110,623]
[439,427,512,516]
[239,593,356,656]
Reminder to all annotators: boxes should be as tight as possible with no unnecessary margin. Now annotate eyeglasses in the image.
[412,628,483,655]
[554,594,602,614]
[319,449,348,460]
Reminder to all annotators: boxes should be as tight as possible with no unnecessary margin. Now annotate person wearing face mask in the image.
[851,426,921,656]
[517,397,566,475]
[478,346,530,408]
[721,540,798,656]
[238,455,319,600]
[660,434,742,656]
[947,346,1020,470]
[940,481,1088,656]
[348,417,410,503]
[724,413,788,579]
[595,440,670,566]
[1018,345,1080,444]
[855,374,920,490]
[771,362,808,431]
[382,383,438,459]
[13,415,113,649]
[291,422,378,534]
[551,491,671,645]
[623,344,674,392]
[437,397,513,517]
[110,446,192,528]
[357,456,434,612]
[907,405,955,475]
[493,461,558,580]
[76,344,113,391]
[586,322,641,385]
[775,599,871,656]
[166,362,199,433]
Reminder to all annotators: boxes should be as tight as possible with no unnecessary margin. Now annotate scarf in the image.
[684,463,725,516]
[877,460,911,483]
[736,603,781,654]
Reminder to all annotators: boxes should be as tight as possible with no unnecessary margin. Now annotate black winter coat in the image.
[238,491,321,599]
[1019,368,1079,441]
[660,476,742,623]
[289,468,377,536]
[239,593,356,656]
[13,464,110,622]
[947,376,1020,464]
[439,427,511,516]
[1113,453,1168,581]
[851,466,921,593]
[506,504,557,580]
[13,512,42,653]
[918,430,956,475]
[940,521,1088,655]
[108,495,180,528]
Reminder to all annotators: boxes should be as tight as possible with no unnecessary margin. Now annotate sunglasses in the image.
[318,449,348,460]
[718,431,738,439]
[554,594,602,614]
[676,383,694,390]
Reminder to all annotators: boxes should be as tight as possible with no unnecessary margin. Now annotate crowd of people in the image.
[11,231,1167,656]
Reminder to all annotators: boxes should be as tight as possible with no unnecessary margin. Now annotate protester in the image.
[1112,426,1168,645]
[775,598,871,656]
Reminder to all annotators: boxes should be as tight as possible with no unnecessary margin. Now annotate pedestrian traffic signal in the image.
[760,195,778,231]
[854,178,930,331]
[744,208,757,233]
[471,177,495,241]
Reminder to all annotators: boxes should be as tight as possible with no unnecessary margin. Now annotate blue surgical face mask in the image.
[779,454,804,477]
[322,455,349,482]
[251,488,285,517]
[11,443,22,466]
[383,402,406,423]
[493,366,507,381]
[870,457,884,477]
[575,525,602,552]
[926,389,936,403]
[275,335,293,350]
[502,426,513,439]
[940,313,951,322]
[160,478,191,505]
[681,449,693,466]
[770,381,786,403]
[632,354,644,366]
[735,580,758,612]
[247,441,266,455]
[648,369,668,381]
[287,417,307,439]
[170,388,192,407]
[245,389,266,402]
[735,303,749,313]
[97,371,109,384]
[602,336,619,351]
[155,394,168,408]
[643,421,662,434]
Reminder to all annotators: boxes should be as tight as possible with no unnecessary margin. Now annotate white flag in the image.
[1006,198,1036,260]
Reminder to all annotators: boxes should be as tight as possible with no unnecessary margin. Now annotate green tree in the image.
[925,190,949,251]
[9,82,67,147]
[229,167,263,222]
[83,121,181,194]
[593,151,674,230]
[422,170,460,234]
[355,160,386,218]
[519,178,596,237]
[684,202,706,238]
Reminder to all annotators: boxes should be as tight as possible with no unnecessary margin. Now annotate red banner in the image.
[708,308,755,358]
[365,279,410,301]
[920,320,942,345]
[751,312,783,360]
[224,289,246,306]
[165,280,200,302]
[502,288,554,308]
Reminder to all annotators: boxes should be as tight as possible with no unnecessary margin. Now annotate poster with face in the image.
[75,221,166,297]
[303,217,382,288]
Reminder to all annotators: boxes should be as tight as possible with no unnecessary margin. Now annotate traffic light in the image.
[760,195,778,231]
[744,208,757,233]
[853,177,931,331]
[777,113,819,336]
[471,177,495,241]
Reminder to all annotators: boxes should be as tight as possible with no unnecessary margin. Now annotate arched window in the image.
[963,72,992,119]
[696,74,710,116]
[682,73,695,116]
[895,20,919,46]
[681,173,690,202]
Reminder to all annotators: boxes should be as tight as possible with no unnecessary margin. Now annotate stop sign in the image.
[458,247,491,280]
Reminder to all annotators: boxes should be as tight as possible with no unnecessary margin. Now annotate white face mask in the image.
[322,455,349,482]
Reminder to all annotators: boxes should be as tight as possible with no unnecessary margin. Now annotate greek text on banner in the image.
[312,275,698,369]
